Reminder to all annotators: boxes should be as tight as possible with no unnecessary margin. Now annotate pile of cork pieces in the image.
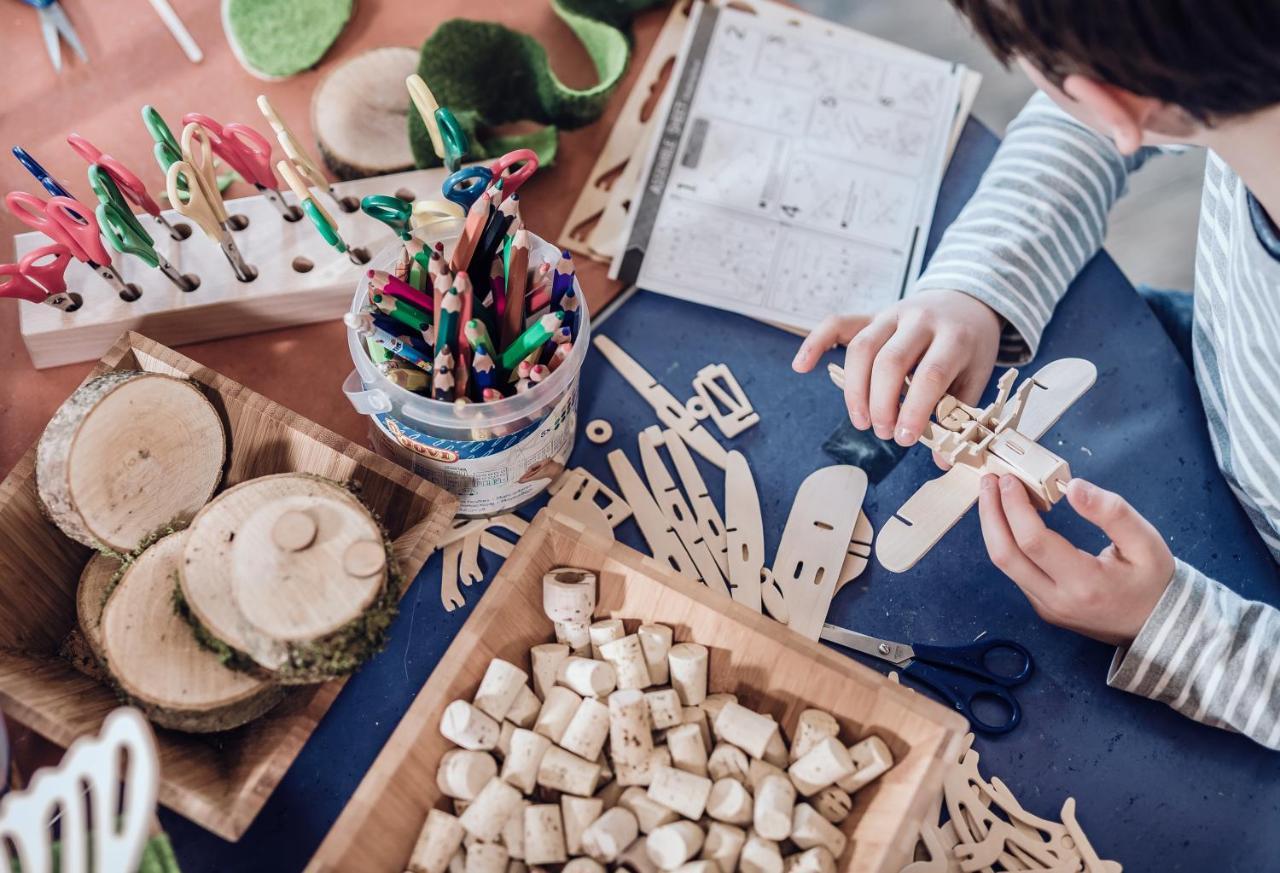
[407,568,896,873]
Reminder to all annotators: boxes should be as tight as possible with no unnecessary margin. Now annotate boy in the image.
[793,0,1280,747]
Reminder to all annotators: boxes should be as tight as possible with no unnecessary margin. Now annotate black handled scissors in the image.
[820,622,1034,735]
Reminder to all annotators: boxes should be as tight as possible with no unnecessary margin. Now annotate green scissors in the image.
[435,107,467,173]
[361,194,414,240]
[89,164,193,292]
[142,105,187,194]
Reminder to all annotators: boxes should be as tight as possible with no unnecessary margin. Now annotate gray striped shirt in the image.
[914,92,1280,748]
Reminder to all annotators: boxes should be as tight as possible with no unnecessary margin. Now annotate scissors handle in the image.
[182,113,277,190]
[361,194,413,240]
[488,149,538,199]
[166,162,222,240]
[902,660,1023,735]
[68,134,163,218]
[911,639,1034,687]
[442,166,492,211]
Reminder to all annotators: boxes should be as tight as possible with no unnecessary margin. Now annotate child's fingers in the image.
[1066,478,1163,561]
[868,327,931,440]
[998,475,1091,580]
[841,313,897,430]
[978,474,1058,601]
[895,337,965,446]
[792,313,872,372]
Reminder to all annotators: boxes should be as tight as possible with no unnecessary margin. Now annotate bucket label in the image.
[371,389,578,515]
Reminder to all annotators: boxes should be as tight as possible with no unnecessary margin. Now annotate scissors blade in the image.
[820,623,915,666]
[51,3,87,63]
[39,9,62,72]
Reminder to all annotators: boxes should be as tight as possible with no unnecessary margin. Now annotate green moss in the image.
[224,0,353,79]
[171,575,263,675]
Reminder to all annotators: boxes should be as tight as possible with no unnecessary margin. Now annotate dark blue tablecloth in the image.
[164,119,1280,873]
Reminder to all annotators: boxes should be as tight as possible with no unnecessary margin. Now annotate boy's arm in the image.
[914,91,1167,364]
[1109,562,1280,749]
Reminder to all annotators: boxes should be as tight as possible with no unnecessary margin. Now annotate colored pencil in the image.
[472,342,499,391]
[450,191,491,272]
[436,286,462,357]
[558,285,580,340]
[501,311,563,370]
[550,250,575,311]
[502,228,530,350]
[432,346,456,401]
[369,269,434,313]
[345,311,431,370]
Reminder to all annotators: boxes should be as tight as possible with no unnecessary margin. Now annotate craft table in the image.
[145,119,1280,871]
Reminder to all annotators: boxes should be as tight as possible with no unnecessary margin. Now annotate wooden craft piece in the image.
[900,820,961,873]
[312,47,418,179]
[75,552,120,663]
[637,427,730,597]
[1061,798,1122,873]
[722,450,764,612]
[593,337,727,469]
[829,359,1097,573]
[661,430,730,580]
[178,473,393,682]
[835,512,874,593]
[772,466,868,640]
[13,166,451,369]
[36,371,225,553]
[686,364,759,439]
[586,420,614,445]
[101,530,283,732]
[0,708,158,873]
[558,0,694,262]
[441,540,466,612]
[548,468,632,542]
[607,449,700,581]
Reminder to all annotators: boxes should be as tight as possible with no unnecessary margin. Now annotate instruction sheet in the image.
[615,1,968,329]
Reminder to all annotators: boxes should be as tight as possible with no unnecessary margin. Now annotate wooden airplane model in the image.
[828,358,1097,572]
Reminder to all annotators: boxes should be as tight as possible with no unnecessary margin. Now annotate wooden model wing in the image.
[876,464,983,573]
[1016,358,1097,440]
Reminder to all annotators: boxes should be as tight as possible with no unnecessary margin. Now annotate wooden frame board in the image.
[0,332,458,840]
[307,511,968,873]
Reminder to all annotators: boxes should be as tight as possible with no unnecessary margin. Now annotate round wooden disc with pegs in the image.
[179,473,392,682]
[76,552,122,663]
[100,529,283,733]
[36,371,226,554]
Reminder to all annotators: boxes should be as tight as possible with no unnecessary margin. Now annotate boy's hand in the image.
[979,474,1176,646]
[792,290,1002,447]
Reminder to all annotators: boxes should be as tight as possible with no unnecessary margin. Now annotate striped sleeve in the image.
[1108,560,1280,749]
[914,91,1167,364]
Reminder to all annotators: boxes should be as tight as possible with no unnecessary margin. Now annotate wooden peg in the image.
[273,510,317,551]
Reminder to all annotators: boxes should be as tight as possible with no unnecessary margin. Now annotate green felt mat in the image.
[410,0,669,168]
[224,0,354,80]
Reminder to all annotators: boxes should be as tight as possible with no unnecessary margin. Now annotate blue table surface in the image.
[163,119,1280,873]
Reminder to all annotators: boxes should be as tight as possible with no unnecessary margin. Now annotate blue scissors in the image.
[11,146,91,225]
[20,0,87,73]
[442,165,492,211]
[820,622,1034,735]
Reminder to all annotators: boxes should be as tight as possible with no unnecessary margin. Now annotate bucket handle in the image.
[342,370,393,415]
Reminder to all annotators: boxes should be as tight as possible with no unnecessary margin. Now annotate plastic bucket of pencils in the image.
[343,221,588,517]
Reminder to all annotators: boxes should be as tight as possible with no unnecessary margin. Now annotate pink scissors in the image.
[487,149,539,202]
[66,133,186,241]
[181,112,301,221]
[0,243,80,311]
[5,191,134,298]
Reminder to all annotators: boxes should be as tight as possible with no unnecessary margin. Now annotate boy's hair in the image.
[950,0,1280,121]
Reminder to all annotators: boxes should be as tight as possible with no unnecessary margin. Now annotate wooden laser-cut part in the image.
[586,420,614,445]
[593,336,728,469]
[637,427,730,598]
[772,466,868,640]
[12,167,455,369]
[607,449,700,581]
[686,364,759,439]
[829,359,1097,573]
[722,451,763,613]
[547,468,632,542]
[660,429,730,579]
[438,515,531,610]
[0,708,159,873]
[836,512,874,593]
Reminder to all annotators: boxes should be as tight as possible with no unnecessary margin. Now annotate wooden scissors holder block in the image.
[0,332,457,840]
[308,511,968,873]
[13,167,451,369]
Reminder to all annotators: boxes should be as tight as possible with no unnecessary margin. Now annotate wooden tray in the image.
[308,511,969,873]
[0,332,458,841]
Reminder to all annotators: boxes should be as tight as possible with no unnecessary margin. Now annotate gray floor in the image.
[805,0,1204,292]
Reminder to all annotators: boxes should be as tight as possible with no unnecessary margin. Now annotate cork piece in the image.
[36,371,226,553]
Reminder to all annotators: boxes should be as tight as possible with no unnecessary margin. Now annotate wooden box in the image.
[0,332,458,840]
[14,167,450,369]
[308,512,969,873]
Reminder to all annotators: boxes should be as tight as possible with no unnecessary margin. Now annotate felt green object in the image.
[223,0,354,80]
[409,0,668,168]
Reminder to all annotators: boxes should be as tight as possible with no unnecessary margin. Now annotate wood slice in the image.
[36,371,226,554]
[76,552,122,663]
[100,529,284,733]
[178,473,396,683]
[312,47,419,180]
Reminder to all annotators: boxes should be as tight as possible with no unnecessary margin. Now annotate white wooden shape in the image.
[0,708,158,873]
[606,449,699,581]
[773,466,868,640]
[547,468,633,541]
[835,511,874,593]
[686,364,758,439]
[661,429,730,579]
[722,450,763,612]
[14,167,453,369]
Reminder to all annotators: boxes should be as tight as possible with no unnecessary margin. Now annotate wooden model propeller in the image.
[829,358,1097,573]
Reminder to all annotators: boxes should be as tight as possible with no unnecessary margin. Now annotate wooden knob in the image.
[272,510,317,551]
[344,540,386,577]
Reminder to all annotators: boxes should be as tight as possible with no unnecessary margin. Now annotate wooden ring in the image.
[686,396,711,420]
[586,420,612,445]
